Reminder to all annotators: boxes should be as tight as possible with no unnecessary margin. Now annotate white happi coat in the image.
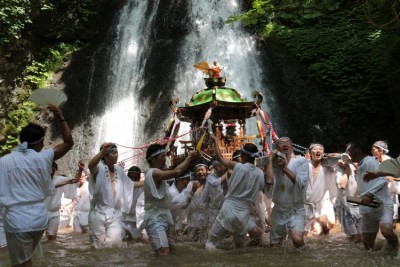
[335,164,358,214]
[305,163,337,218]
[187,184,208,229]
[143,168,174,228]
[356,156,391,215]
[168,182,191,230]
[215,163,265,235]
[122,186,144,223]
[45,175,76,214]
[89,163,134,218]
[272,157,309,208]
[73,181,91,226]
[201,174,225,225]
[0,147,55,233]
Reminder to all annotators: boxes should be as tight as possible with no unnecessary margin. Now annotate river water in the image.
[1,225,399,266]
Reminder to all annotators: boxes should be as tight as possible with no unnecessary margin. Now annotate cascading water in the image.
[87,0,277,168]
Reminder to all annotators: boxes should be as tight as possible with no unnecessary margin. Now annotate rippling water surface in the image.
[1,225,400,267]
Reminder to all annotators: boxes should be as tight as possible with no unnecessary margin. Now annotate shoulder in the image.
[291,157,308,166]
[365,156,379,166]
[40,148,55,159]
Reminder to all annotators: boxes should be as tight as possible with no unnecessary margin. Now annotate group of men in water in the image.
[1,104,400,266]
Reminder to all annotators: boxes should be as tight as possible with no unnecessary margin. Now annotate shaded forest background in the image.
[0,0,399,156]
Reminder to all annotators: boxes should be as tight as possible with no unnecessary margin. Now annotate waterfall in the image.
[86,0,276,169]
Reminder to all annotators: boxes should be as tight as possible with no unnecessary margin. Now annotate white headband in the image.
[241,147,261,158]
[28,136,44,145]
[374,144,389,154]
[148,149,165,160]
[232,153,241,160]
[194,163,208,170]
[309,143,324,150]
[127,170,141,174]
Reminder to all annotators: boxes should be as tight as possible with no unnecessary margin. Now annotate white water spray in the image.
[90,0,275,167]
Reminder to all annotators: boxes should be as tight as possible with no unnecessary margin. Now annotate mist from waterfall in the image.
[89,0,276,168]
[89,0,160,162]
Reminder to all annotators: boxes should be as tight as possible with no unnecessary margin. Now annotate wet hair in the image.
[309,143,324,151]
[146,144,166,163]
[241,143,259,163]
[193,160,208,171]
[232,150,241,161]
[373,140,389,154]
[19,123,45,148]
[99,143,118,161]
[210,159,221,167]
[347,141,370,155]
[99,143,118,151]
[176,170,191,181]
[276,137,292,145]
[128,166,141,174]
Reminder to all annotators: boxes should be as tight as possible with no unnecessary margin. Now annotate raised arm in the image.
[88,142,112,178]
[133,180,145,188]
[49,105,74,160]
[210,134,236,170]
[264,150,276,185]
[55,160,85,188]
[152,151,197,182]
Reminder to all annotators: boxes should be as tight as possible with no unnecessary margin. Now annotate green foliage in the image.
[267,4,398,137]
[233,0,400,142]
[0,42,80,155]
[226,0,342,28]
[24,42,81,88]
[0,101,35,154]
[0,0,53,45]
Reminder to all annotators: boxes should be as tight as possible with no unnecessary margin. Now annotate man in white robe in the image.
[143,144,197,256]
[88,143,144,248]
[304,143,337,235]
[44,161,77,240]
[264,137,309,248]
[72,164,91,234]
[122,166,145,241]
[205,136,265,250]
[347,141,398,251]
[168,171,192,235]
[200,160,227,230]
[335,158,361,242]
[0,105,73,267]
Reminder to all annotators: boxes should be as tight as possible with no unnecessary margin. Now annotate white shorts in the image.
[5,230,44,265]
[270,204,306,245]
[361,205,393,233]
[88,209,123,248]
[145,217,174,251]
[46,211,60,236]
[207,219,246,248]
[73,211,89,233]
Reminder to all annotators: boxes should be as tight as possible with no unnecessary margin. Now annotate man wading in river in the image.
[0,105,73,267]
[205,135,265,250]
[347,141,399,255]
